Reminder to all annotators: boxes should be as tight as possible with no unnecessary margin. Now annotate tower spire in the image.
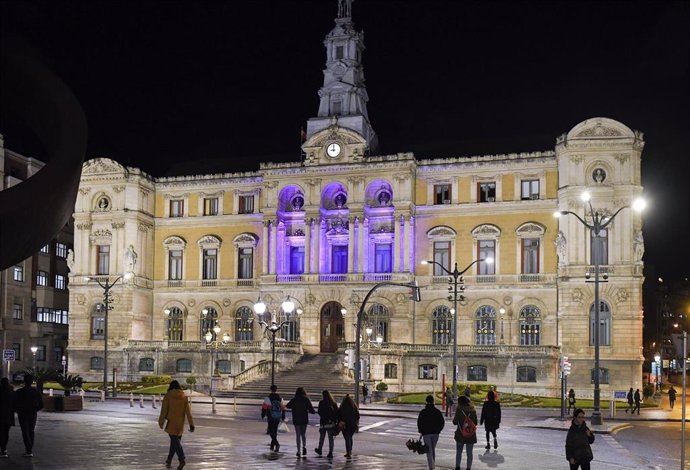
[306,0,378,152]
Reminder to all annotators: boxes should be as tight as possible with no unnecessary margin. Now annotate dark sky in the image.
[1,0,689,282]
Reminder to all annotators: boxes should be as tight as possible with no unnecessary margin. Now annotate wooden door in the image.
[320,301,345,352]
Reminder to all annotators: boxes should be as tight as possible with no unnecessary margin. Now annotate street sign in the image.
[3,349,15,361]
[613,391,627,399]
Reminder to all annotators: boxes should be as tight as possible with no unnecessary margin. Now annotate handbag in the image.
[405,436,429,454]
[278,420,290,433]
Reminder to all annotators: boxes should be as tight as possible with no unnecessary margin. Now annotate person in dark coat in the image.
[567,389,576,415]
[0,378,15,458]
[338,394,360,459]
[625,387,634,413]
[668,386,677,410]
[261,384,285,452]
[417,395,445,470]
[480,390,501,450]
[315,390,338,458]
[14,374,43,457]
[633,388,641,415]
[453,395,477,470]
[565,408,595,470]
[286,387,316,458]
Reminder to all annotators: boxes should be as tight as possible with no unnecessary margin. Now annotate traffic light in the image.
[343,349,354,369]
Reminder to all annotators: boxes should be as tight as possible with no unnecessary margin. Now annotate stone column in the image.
[348,217,355,273]
[270,221,277,274]
[304,218,311,274]
[262,221,269,275]
[393,214,401,272]
[403,215,410,273]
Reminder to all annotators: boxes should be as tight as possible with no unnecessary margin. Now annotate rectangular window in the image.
[238,247,253,279]
[522,239,540,274]
[92,315,105,339]
[432,241,450,275]
[590,368,610,384]
[97,245,110,275]
[54,347,63,362]
[169,250,183,280]
[335,45,344,59]
[478,240,496,274]
[374,244,392,273]
[202,249,218,279]
[521,179,540,200]
[418,364,437,380]
[467,365,488,381]
[331,245,348,274]
[37,270,48,286]
[434,184,451,205]
[12,303,23,320]
[478,182,496,202]
[591,229,608,265]
[332,101,342,115]
[290,246,305,275]
[170,199,184,217]
[56,242,68,258]
[203,197,218,216]
[384,363,397,379]
[40,244,50,254]
[12,343,21,361]
[238,195,254,214]
[55,274,66,290]
[36,345,46,362]
[13,265,24,282]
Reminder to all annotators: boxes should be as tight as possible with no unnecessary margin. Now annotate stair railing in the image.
[229,360,281,389]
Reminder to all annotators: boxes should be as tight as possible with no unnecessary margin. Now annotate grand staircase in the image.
[218,353,356,401]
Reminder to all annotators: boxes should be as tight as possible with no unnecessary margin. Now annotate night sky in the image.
[1,0,689,284]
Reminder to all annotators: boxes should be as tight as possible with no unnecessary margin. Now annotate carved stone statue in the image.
[555,231,567,265]
[125,244,138,272]
[66,248,75,272]
[633,230,644,262]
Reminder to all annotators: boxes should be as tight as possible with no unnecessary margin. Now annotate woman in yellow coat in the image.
[158,380,194,470]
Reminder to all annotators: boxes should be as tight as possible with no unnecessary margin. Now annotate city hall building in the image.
[67,4,645,397]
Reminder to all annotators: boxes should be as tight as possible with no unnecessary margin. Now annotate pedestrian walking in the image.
[485,385,500,402]
[14,374,43,458]
[567,389,576,415]
[625,387,634,414]
[338,394,360,459]
[668,385,677,410]
[453,395,477,470]
[464,385,472,399]
[565,408,595,470]
[0,377,16,458]
[286,387,316,458]
[480,390,501,450]
[417,395,445,470]
[261,384,285,453]
[445,386,454,417]
[362,383,369,404]
[158,380,194,470]
[314,390,338,458]
[633,388,641,415]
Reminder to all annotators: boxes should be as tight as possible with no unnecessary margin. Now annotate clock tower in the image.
[305,0,378,153]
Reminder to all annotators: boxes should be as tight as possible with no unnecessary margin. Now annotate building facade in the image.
[66,4,645,397]
[0,135,72,379]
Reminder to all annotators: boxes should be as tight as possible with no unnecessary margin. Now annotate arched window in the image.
[277,308,300,342]
[90,357,104,370]
[216,360,231,374]
[589,301,611,346]
[200,307,219,341]
[139,357,154,372]
[166,307,184,341]
[235,306,254,341]
[364,303,390,342]
[91,304,105,339]
[519,305,541,345]
[467,365,487,381]
[176,358,192,373]
[432,305,452,345]
[517,366,537,382]
[475,305,496,345]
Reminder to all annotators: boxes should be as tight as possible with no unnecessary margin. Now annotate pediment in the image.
[83,158,128,177]
[567,117,634,140]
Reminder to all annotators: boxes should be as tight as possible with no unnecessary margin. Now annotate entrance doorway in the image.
[320,301,345,353]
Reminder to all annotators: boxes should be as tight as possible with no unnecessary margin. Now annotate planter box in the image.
[43,395,83,412]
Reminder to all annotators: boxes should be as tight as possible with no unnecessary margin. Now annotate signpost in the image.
[3,349,15,379]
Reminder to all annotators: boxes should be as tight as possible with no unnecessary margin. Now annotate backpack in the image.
[460,410,476,438]
[270,398,283,420]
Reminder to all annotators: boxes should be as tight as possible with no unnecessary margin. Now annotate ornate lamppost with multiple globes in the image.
[254,296,301,387]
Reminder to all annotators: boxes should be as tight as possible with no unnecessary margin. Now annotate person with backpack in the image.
[480,390,501,450]
[452,395,477,470]
[315,390,338,458]
[14,374,43,458]
[338,394,360,459]
[286,387,316,458]
[158,380,194,470]
[261,384,285,452]
[567,389,576,416]
[625,387,634,414]
[565,408,595,470]
[417,394,445,470]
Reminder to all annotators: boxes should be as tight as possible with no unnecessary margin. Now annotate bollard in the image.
[212,396,217,414]
[49,388,54,397]
[101,390,105,402]
[139,394,144,408]
[152,394,157,409]
[130,392,134,407]
[233,396,237,413]
[80,389,85,407]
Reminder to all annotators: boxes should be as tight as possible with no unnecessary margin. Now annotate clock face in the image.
[326,142,341,158]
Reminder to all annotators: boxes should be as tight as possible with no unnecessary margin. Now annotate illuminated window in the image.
[475,305,496,345]
[521,180,540,200]
[203,197,218,216]
[434,184,451,204]
[478,182,496,202]
[37,271,48,286]
[170,199,184,217]
[432,305,452,345]
[97,245,110,274]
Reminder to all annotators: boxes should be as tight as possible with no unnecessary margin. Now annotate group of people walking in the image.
[260,385,360,459]
[0,374,44,458]
[625,387,642,414]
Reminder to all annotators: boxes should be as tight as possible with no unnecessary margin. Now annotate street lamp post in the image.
[62,355,67,377]
[254,296,300,387]
[654,353,661,392]
[421,258,493,409]
[362,326,383,381]
[204,324,230,376]
[555,192,645,425]
[354,281,421,405]
[30,346,38,369]
[87,273,132,398]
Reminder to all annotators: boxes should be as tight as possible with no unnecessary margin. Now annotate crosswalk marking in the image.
[359,419,394,431]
